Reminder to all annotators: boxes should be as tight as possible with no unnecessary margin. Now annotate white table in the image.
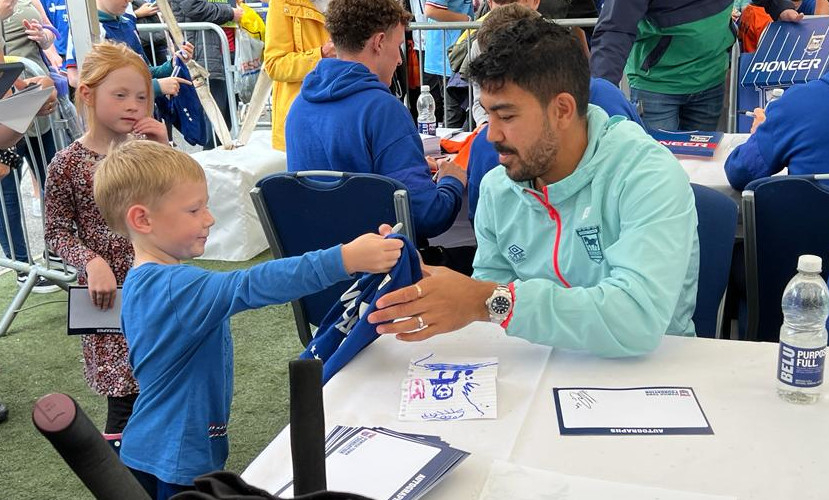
[242,326,829,499]
[192,130,287,261]
[678,134,750,205]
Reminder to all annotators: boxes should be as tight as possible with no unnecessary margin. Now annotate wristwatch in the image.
[485,285,513,324]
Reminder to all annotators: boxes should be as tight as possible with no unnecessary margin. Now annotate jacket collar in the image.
[282,0,325,21]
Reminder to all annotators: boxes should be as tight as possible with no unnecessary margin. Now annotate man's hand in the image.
[779,8,804,22]
[132,117,169,144]
[436,158,467,186]
[321,40,337,59]
[750,107,766,134]
[232,7,243,22]
[86,256,117,310]
[367,266,497,341]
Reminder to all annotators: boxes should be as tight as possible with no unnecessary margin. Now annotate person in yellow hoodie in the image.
[264,0,335,150]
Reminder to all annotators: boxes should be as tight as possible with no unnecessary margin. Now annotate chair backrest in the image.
[250,171,415,346]
[742,175,829,342]
[691,184,739,338]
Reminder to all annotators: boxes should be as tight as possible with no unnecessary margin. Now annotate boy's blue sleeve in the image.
[724,135,775,190]
[373,101,464,239]
[167,246,352,333]
[724,89,802,190]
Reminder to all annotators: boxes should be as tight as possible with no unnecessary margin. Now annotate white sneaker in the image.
[31,199,42,218]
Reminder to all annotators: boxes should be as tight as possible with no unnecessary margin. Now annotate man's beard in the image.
[494,119,558,183]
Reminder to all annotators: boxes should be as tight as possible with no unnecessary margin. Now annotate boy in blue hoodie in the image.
[285,0,467,241]
[93,140,403,498]
[724,73,829,190]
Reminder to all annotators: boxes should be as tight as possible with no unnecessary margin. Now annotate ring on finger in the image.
[416,315,425,329]
[414,284,423,298]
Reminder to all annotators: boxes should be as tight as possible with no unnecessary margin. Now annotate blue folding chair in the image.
[250,171,415,346]
[691,184,738,338]
[742,174,829,342]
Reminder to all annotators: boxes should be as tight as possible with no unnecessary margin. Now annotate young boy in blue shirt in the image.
[93,140,404,499]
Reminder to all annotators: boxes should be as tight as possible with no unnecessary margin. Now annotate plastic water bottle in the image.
[777,255,829,404]
[56,95,83,141]
[416,85,437,136]
[765,87,785,108]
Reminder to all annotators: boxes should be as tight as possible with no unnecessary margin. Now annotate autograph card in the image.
[399,354,498,421]
[553,387,713,436]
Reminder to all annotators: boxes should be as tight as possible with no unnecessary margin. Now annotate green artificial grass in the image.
[0,252,304,499]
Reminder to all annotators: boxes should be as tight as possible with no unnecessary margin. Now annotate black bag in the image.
[171,471,375,500]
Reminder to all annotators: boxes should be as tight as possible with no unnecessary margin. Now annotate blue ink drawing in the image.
[421,408,465,421]
[412,354,497,418]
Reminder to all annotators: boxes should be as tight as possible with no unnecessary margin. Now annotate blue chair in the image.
[692,184,738,338]
[250,171,415,346]
[742,175,829,342]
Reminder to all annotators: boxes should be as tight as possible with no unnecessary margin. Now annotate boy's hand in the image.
[87,256,117,310]
[133,117,169,144]
[342,229,404,275]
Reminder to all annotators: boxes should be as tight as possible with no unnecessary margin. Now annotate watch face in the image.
[491,295,511,315]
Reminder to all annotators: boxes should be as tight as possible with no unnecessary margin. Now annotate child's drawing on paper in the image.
[399,354,498,421]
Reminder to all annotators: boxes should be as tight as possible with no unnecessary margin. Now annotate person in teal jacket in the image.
[369,17,700,357]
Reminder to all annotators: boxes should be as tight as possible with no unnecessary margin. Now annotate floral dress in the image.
[44,141,138,397]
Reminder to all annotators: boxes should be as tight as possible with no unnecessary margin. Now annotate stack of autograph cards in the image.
[276,425,469,500]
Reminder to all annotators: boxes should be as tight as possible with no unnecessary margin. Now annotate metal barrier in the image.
[407,18,599,129]
[408,18,744,132]
[136,22,240,138]
[0,56,77,337]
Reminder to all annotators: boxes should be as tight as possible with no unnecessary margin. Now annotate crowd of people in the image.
[1,0,827,497]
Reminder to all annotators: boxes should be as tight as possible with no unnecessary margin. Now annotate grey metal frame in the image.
[741,188,759,341]
[136,22,240,137]
[0,57,78,337]
[406,18,598,129]
[249,171,414,345]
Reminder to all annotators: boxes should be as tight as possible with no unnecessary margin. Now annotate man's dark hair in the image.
[326,0,412,53]
[477,4,540,51]
[469,17,590,116]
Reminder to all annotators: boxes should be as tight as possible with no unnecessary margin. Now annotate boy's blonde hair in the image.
[77,41,154,125]
[94,140,206,236]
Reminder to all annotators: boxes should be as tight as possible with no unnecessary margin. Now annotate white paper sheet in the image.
[553,387,713,435]
[479,461,736,500]
[67,286,122,335]
[0,86,52,133]
[400,354,498,421]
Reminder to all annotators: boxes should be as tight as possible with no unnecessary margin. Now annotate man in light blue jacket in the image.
[369,18,700,357]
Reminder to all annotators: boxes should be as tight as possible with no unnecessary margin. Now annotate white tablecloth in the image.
[242,327,829,499]
[679,133,750,205]
[192,130,286,261]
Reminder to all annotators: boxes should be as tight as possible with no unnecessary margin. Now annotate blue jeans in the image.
[629,83,725,131]
[0,130,55,263]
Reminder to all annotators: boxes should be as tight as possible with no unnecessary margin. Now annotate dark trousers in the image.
[130,467,194,500]
[105,393,138,434]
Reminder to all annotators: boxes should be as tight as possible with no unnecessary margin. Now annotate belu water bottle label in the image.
[777,343,826,387]
[418,122,436,136]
